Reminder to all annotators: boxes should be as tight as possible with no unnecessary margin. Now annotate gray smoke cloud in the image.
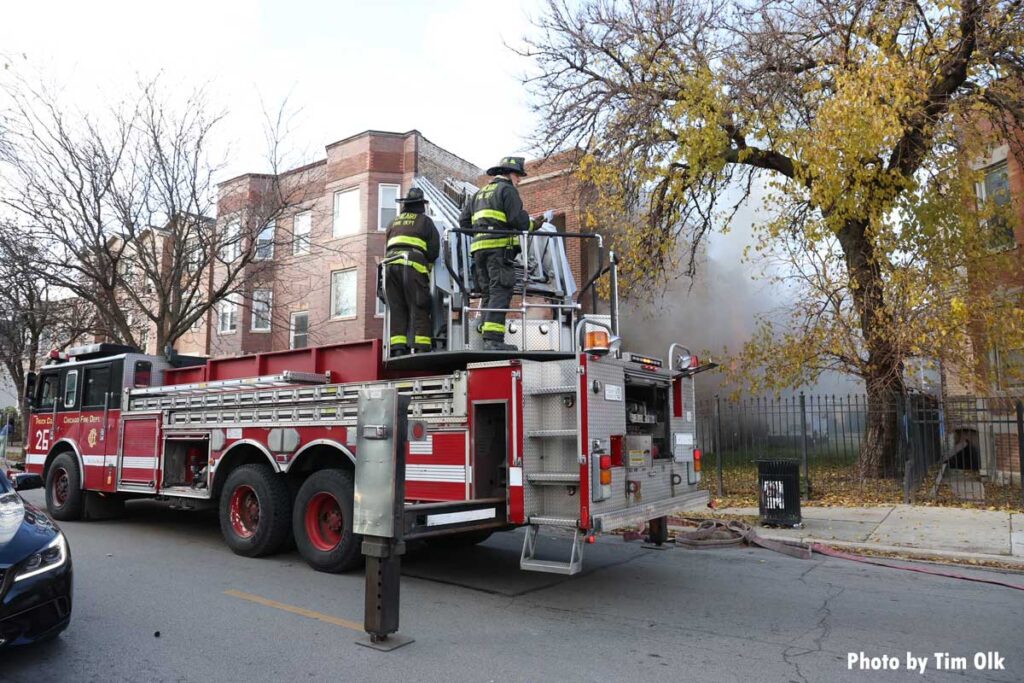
[618,183,864,401]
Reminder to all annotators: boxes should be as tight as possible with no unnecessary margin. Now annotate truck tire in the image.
[219,464,292,557]
[45,452,85,521]
[292,469,362,573]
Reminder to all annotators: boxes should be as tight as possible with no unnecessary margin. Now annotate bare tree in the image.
[0,77,314,355]
[0,222,94,418]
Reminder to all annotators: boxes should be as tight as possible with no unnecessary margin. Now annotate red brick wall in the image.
[209,130,481,357]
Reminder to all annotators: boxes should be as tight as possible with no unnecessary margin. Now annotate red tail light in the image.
[693,448,702,473]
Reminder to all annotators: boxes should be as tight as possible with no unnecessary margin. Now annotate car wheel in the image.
[219,464,291,557]
[293,469,362,573]
[45,452,85,521]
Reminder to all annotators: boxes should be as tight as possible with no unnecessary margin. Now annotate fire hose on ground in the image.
[672,518,1024,591]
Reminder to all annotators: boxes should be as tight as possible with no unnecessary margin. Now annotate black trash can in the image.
[757,459,801,527]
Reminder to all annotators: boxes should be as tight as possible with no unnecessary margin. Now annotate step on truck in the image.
[23,219,712,575]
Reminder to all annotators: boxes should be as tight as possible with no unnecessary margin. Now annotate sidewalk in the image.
[687,505,1024,567]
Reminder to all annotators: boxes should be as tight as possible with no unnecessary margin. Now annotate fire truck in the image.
[22,202,711,575]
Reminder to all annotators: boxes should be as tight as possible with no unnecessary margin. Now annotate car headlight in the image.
[14,533,68,582]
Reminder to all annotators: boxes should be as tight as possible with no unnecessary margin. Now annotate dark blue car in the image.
[0,470,73,647]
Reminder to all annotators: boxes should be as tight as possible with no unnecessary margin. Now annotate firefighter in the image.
[384,187,440,357]
[459,156,532,351]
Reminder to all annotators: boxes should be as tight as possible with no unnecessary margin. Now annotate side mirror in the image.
[24,372,37,410]
[11,472,44,492]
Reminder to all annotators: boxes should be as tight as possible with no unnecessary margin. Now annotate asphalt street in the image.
[3,490,1022,683]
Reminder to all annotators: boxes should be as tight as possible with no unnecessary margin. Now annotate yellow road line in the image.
[224,589,364,632]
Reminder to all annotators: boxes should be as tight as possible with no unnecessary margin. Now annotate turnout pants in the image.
[385,262,432,351]
[473,248,515,342]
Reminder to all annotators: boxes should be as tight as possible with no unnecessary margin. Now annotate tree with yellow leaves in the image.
[522,0,1024,476]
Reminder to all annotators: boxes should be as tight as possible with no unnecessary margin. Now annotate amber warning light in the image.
[584,330,610,355]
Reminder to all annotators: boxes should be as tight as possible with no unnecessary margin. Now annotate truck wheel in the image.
[45,452,85,521]
[293,469,361,573]
[219,464,291,557]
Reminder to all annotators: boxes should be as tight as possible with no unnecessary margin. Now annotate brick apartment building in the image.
[204,130,596,357]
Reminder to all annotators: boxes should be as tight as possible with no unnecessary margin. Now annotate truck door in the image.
[80,362,119,492]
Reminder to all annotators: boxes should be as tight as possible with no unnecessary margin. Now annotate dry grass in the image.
[701,457,1023,512]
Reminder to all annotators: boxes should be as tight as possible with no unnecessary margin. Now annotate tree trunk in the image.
[837,217,905,479]
[860,376,904,479]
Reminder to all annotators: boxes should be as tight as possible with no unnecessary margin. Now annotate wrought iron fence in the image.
[695,393,1024,509]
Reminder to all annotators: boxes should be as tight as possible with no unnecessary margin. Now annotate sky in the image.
[1,0,547,178]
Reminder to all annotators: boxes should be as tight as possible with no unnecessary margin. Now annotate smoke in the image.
[619,181,864,401]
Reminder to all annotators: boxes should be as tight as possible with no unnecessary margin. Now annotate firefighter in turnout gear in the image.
[384,187,440,357]
[459,156,533,351]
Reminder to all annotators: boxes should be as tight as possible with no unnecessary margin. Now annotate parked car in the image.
[0,470,73,647]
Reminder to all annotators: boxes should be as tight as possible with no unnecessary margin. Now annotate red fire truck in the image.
[22,221,711,575]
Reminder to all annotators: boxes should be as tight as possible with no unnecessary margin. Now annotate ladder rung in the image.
[527,429,577,438]
[528,516,578,527]
[519,558,581,575]
[527,385,576,396]
[527,472,580,484]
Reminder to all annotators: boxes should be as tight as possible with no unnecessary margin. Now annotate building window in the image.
[255,221,275,260]
[185,238,203,273]
[293,211,311,255]
[378,183,400,230]
[375,268,386,316]
[977,162,1013,249]
[993,346,1024,390]
[330,269,357,319]
[251,289,273,331]
[290,311,309,349]
[139,327,149,352]
[222,219,241,261]
[333,188,360,238]
[217,294,239,333]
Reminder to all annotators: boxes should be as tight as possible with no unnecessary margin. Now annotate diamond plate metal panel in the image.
[521,359,580,518]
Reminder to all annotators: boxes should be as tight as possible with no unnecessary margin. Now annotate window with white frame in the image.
[185,238,203,272]
[290,311,309,349]
[976,162,1013,249]
[293,211,311,255]
[378,183,400,230]
[333,188,360,237]
[222,219,241,261]
[993,346,1024,390]
[251,288,273,331]
[375,268,386,316]
[255,221,275,260]
[330,269,357,319]
[217,294,240,333]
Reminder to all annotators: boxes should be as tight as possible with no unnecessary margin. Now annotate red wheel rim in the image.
[305,492,343,552]
[229,484,260,539]
[52,467,69,507]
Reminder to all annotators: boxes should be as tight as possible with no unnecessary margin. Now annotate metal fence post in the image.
[714,395,724,498]
[899,393,912,504]
[1016,400,1024,509]
[799,392,809,500]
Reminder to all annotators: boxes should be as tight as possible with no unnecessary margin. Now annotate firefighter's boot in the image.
[484,339,517,352]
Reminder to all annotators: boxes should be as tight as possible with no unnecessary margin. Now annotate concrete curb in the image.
[761,534,1024,568]
[668,523,1024,569]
